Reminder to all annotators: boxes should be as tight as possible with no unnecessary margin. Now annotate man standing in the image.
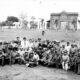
[61,50,69,71]
[65,42,71,55]
[21,37,29,50]
[16,37,21,46]
[42,30,45,36]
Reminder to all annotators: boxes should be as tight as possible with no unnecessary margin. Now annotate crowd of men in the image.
[0,37,80,72]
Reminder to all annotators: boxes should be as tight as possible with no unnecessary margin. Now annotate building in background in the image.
[50,11,78,31]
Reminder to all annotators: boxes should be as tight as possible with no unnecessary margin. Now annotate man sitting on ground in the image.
[26,52,40,67]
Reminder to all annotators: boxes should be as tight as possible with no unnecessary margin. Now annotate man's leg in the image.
[62,62,65,70]
[65,63,68,71]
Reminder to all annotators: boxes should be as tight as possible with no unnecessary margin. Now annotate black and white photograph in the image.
[0,0,80,80]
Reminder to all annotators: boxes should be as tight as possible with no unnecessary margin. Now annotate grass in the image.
[0,29,80,42]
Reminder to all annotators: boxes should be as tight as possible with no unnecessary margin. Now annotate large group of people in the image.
[0,37,80,73]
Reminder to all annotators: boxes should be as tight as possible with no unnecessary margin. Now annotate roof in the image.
[51,11,78,16]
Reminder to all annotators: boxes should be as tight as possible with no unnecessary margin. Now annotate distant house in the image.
[50,11,78,30]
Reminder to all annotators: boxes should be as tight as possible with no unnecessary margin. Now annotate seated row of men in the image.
[0,37,80,71]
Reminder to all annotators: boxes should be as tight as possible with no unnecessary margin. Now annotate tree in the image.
[3,16,19,29]
[0,21,6,26]
[30,21,38,29]
[7,16,19,22]
[6,21,14,29]
[19,13,28,29]
[19,13,27,20]
[30,16,37,29]
[22,20,28,29]
[31,16,36,22]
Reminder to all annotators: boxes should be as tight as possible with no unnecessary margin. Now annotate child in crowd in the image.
[62,50,69,71]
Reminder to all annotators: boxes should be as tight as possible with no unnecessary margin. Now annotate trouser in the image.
[62,62,69,71]
[26,61,38,67]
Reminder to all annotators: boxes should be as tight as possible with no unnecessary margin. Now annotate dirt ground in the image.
[0,65,80,80]
[0,29,80,80]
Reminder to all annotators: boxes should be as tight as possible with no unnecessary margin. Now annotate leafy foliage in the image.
[7,16,19,22]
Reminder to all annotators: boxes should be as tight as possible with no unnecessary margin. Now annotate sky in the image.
[0,0,80,21]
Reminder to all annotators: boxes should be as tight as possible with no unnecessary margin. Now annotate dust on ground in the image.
[0,65,80,80]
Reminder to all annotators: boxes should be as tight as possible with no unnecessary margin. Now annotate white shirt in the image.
[33,54,39,61]
[21,40,29,49]
[65,45,71,54]
[28,42,33,48]
[62,54,69,63]
[33,42,39,48]
[17,49,25,56]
